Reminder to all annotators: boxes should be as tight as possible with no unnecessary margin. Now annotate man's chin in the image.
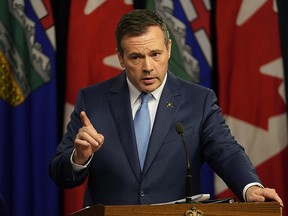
[141,84,159,92]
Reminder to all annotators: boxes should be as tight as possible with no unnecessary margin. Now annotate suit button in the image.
[140,190,145,197]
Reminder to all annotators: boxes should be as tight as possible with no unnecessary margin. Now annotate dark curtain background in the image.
[277,0,288,113]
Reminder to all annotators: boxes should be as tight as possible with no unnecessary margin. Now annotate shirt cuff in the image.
[70,148,94,172]
[243,182,264,201]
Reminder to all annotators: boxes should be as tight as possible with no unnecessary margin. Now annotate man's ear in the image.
[116,50,125,68]
[168,39,172,59]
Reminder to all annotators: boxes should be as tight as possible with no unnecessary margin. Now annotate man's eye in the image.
[130,55,142,64]
[152,53,161,58]
[132,56,140,60]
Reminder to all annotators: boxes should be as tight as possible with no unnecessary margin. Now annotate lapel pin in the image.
[166,101,173,108]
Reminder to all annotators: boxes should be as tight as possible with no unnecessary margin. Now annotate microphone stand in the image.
[176,123,193,203]
[180,132,193,203]
[176,123,236,205]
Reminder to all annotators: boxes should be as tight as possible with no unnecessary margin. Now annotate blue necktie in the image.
[134,93,152,170]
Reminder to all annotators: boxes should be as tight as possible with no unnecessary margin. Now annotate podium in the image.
[71,201,281,216]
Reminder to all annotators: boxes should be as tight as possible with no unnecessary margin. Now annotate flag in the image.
[0,0,60,216]
[64,0,133,215]
[215,0,288,213]
[146,0,215,196]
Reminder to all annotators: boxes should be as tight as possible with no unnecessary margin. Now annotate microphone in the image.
[176,123,193,203]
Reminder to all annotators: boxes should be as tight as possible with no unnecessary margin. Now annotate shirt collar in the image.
[127,73,167,105]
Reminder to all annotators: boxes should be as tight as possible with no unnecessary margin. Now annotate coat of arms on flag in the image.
[0,0,55,106]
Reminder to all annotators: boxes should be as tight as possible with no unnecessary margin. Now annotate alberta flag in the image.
[146,0,214,196]
[0,1,59,216]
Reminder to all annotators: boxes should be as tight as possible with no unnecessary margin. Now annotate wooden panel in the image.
[71,202,281,216]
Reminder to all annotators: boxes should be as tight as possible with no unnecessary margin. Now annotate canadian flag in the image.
[64,0,133,215]
[215,0,288,214]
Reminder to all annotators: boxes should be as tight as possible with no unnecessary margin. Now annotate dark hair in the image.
[115,9,170,55]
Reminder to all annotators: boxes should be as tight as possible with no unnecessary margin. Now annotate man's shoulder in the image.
[81,71,124,93]
[167,72,211,93]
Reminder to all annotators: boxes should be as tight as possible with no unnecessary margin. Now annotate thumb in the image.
[80,111,92,127]
[247,193,265,203]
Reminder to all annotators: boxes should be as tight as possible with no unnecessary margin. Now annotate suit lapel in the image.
[108,72,142,182]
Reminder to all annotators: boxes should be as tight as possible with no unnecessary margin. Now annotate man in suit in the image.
[49,9,283,207]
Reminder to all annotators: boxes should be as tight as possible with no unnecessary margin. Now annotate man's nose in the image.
[142,57,153,72]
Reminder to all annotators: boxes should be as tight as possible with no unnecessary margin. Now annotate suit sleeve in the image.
[49,90,89,188]
[200,89,261,201]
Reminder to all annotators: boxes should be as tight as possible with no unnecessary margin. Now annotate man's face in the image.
[117,26,171,93]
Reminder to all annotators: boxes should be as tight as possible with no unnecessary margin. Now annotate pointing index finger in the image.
[80,111,92,127]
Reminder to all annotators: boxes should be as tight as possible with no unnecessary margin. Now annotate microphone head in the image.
[176,122,184,135]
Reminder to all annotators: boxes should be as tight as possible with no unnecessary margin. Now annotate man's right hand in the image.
[73,111,104,165]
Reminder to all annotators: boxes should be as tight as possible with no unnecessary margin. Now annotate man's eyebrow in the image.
[150,49,164,54]
[151,49,162,52]
[128,52,144,58]
[127,49,163,57]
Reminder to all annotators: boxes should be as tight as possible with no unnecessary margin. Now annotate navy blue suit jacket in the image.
[49,71,261,206]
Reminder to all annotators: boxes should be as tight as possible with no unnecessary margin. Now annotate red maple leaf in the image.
[66,0,132,104]
[217,0,285,130]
